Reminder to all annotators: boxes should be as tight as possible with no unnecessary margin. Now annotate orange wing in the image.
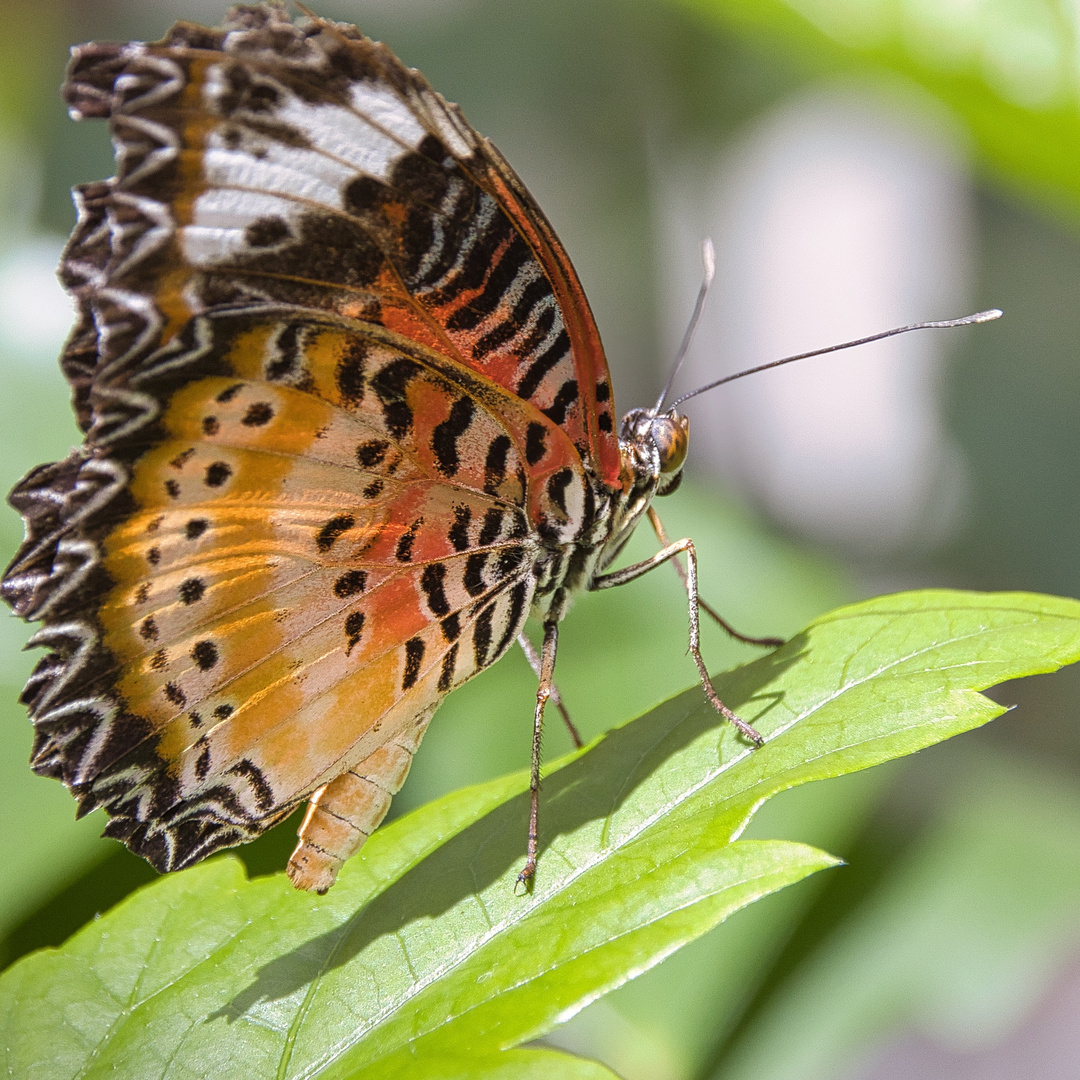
[9,309,591,869]
[4,3,616,873]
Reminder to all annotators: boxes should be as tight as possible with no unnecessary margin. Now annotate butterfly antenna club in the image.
[670,308,1002,409]
[654,238,716,415]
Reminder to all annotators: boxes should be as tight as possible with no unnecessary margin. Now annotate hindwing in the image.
[7,308,575,869]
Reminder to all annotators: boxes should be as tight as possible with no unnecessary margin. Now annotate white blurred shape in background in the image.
[658,85,975,556]
[0,238,72,359]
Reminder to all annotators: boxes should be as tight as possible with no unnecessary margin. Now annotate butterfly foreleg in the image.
[517,632,583,749]
[646,507,784,649]
[515,620,559,892]
[590,537,765,746]
[287,709,435,893]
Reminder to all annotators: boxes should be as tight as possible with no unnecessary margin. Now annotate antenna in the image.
[669,309,1002,410]
[654,239,716,414]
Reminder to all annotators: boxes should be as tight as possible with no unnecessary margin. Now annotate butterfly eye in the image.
[653,413,689,475]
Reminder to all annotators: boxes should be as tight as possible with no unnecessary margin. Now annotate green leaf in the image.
[712,753,1080,1079]
[360,1048,624,1079]
[3,589,1079,1080]
[676,0,1080,220]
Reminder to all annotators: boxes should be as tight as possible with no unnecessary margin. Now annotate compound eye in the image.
[653,414,689,475]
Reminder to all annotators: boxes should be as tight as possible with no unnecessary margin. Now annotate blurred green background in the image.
[3,1,1080,1078]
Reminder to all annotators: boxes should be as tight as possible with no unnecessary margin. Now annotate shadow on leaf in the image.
[216,635,806,1020]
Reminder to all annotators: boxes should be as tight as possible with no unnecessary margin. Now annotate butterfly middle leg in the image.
[589,533,766,746]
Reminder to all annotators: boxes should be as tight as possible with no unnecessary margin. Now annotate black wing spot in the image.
[363,478,384,499]
[267,323,302,381]
[185,518,209,540]
[202,416,220,436]
[396,518,422,562]
[205,461,232,488]
[508,511,529,540]
[473,603,495,668]
[345,610,365,654]
[547,468,573,515]
[336,339,368,406]
[317,514,355,553]
[189,711,203,728]
[344,173,391,216]
[464,552,487,597]
[542,379,579,427]
[496,580,530,658]
[245,215,290,247]
[441,613,461,642]
[147,547,161,566]
[216,383,245,403]
[431,395,475,476]
[483,434,511,495]
[150,648,168,671]
[194,737,211,781]
[438,643,458,692]
[140,616,159,642]
[518,329,570,401]
[333,570,367,598]
[402,637,425,690]
[164,681,186,708]
[179,578,205,605]
[164,479,181,499]
[227,759,274,812]
[420,563,450,616]
[595,380,611,402]
[356,438,389,468]
[479,508,503,546]
[370,357,421,439]
[241,402,274,426]
[191,640,218,671]
[449,504,471,552]
[135,583,151,603]
[496,546,526,580]
[598,411,613,432]
[525,423,547,466]
[214,704,233,720]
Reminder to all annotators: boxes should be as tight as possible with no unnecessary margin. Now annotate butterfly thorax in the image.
[602,407,689,565]
[528,408,689,625]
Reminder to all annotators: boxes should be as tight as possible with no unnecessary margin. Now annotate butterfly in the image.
[2,2,779,894]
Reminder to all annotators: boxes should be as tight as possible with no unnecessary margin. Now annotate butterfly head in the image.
[619,407,689,498]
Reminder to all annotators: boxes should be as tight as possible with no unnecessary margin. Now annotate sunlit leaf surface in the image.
[3,590,1079,1078]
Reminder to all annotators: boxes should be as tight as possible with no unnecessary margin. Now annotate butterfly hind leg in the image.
[590,531,765,746]
[647,508,784,649]
[515,621,559,892]
[287,709,435,893]
[517,632,583,748]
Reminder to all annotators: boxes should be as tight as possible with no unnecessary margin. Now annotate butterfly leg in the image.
[516,620,559,891]
[287,709,435,893]
[591,539,765,745]
[518,632,583,748]
[647,507,784,649]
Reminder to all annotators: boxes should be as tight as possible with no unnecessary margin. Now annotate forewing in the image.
[60,4,620,484]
